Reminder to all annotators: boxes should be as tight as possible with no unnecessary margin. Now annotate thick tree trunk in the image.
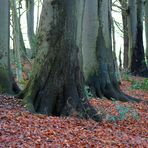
[82,0,141,102]
[145,0,148,64]
[128,0,148,77]
[21,0,101,121]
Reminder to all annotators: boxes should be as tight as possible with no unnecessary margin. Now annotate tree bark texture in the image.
[120,0,129,70]
[128,0,148,77]
[11,0,24,87]
[21,0,143,122]
[145,0,148,64]
[82,0,141,102]
[22,0,101,121]
[0,0,12,93]
[26,0,36,57]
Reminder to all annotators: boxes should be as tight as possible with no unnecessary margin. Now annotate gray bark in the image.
[145,0,148,63]
[21,0,101,122]
[81,0,99,80]
[128,0,137,69]
[26,0,36,57]
[128,0,148,76]
[82,0,141,102]
[11,0,23,87]
[0,0,12,93]
[119,0,129,70]
[19,0,143,122]
[18,0,27,55]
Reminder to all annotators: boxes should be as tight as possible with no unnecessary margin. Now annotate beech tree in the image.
[21,0,141,121]
[81,0,141,102]
[128,0,148,76]
[0,0,20,94]
[26,0,36,57]
[0,0,12,93]
[21,0,101,121]
[11,0,23,85]
[145,0,148,63]
[119,0,129,69]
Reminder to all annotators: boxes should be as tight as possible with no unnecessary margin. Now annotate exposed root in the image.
[87,75,142,103]
[20,82,102,122]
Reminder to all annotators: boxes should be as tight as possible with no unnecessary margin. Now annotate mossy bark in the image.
[145,0,148,64]
[21,0,101,122]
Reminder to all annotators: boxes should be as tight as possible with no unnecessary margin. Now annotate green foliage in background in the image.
[122,73,148,91]
[107,99,140,122]
[131,79,148,91]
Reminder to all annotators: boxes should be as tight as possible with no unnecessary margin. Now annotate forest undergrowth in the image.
[0,76,148,147]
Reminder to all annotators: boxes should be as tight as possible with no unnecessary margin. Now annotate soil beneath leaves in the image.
[0,77,148,147]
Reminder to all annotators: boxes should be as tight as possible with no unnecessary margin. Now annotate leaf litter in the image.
[0,77,148,147]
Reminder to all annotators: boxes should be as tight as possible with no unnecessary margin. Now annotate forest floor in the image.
[0,76,148,147]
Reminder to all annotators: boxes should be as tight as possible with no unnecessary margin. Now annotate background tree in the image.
[18,0,27,56]
[128,0,148,76]
[111,1,121,82]
[81,0,140,102]
[11,0,23,87]
[145,0,148,64]
[26,0,36,57]
[0,0,12,93]
[119,0,129,70]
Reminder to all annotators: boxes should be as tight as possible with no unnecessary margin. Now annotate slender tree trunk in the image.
[18,0,27,55]
[0,0,12,93]
[123,14,129,70]
[119,47,122,70]
[120,0,129,70]
[21,0,101,121]
[145,0,148,64]
[36,0,41,33]
[11,0,23,87]
[128,0,148,77]
[26,0,36,57]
